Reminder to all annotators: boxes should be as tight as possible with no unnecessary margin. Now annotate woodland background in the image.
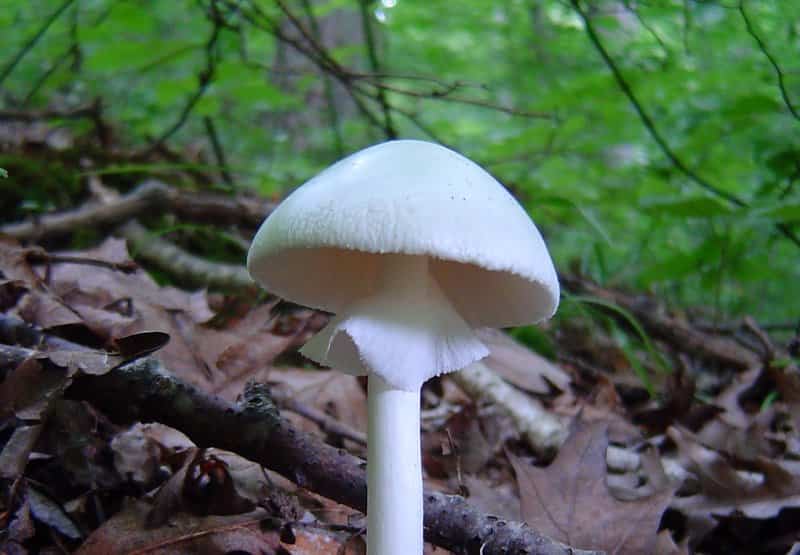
[1,1,800,554]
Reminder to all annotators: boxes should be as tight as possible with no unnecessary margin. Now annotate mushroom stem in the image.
[368,374,423,554]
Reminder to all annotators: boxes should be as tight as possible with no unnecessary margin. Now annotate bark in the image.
[0,180,276,242]
[560,274,761,372]
[118,220,254,289]
[66,360,598,554]
[0,316,599,555]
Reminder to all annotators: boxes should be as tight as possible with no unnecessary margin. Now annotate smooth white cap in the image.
[247,140,559,327]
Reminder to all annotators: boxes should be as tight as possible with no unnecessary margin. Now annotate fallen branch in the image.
[452,361,566,456]
[0,104,99,122]
[0,180,276,242]
[273,389,368,446]
[0,317,599,555]
[118,220,254,289]
[1,181,170,241]
[561,274,761,372]
[452,360,687,480]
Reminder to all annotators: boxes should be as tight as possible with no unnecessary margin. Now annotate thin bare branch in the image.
[569,0,800,249]
[143,4,225,154]
[357,0,396,138]
[0,180,276,242]
[203,116,234,187]
[0,0,75,88]
[299,0,345,155]
[355,80,555,120]
[738,1,800,122]
[118,220,254,289]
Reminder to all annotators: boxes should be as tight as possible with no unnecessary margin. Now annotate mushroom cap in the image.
[247,140,559,327]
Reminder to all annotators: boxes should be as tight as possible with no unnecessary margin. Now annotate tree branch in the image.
[569,0,800,249]
[0,317,598,555]
[560,274,762,372]
[0,0,75,88]
[357,0,397,139]
[203,116,234,187]
[0,180,276,242]
[143,4,224,154]
[738,0,800,122]
[299,0,345,155]
[118,220,254,289]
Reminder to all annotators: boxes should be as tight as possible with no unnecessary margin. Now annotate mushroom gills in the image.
[301,254,489,391]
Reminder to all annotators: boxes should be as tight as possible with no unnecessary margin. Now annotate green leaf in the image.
[641,196,733,217]
[565,293,671,376]
[759,202,800,223]
[537,195,612,243]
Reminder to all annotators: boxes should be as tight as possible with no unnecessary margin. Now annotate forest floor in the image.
[1,120,800,555]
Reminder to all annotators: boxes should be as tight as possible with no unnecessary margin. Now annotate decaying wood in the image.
[272,388,368,446]
[0,316,599,555]
[452,361,566,456]
[0,180,276,242]
[560,274,762,372]
[118,220,254,289]
[452,360,686,480]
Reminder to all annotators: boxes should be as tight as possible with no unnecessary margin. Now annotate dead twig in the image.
[356,0,396,138]
[0,180,276,242]
[560,274,762,372]
[1,181,171,242]
[118,220,254,289]
[22,248,138,274]
[451,361,566,456]
[273,390,367,446]
[203,116,234,187]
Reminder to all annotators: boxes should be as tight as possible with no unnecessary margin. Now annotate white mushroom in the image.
[247,139,559,555]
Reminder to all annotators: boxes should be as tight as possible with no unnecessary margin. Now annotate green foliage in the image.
[0,154,83,218]
[1,0,799,324]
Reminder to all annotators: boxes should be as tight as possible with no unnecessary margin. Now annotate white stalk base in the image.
[367,374,423,555]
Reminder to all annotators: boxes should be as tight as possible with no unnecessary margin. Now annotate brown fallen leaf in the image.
[2,496,35,553]
[26,482,83,540]
[76,501,283,555]
[40,239,214,383]
[201,302,300,400]
[45,348,123,376]
[633,363,696,434]
[654,529,690,555]
[669,426,800,520]
[0,358,70,422]
[111,422,196,487]
[146,448,260,528]
[78,499,354,555]
[509,418,674,554]
[462,474,521,522]
[0,424,43,479]
[270,368,369,437]
[424,404,494,479]
[478,327,570,394]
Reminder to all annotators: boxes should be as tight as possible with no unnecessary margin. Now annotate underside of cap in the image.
[247,140,559,327]
[250,247,556,328]
[300,255,490,390]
